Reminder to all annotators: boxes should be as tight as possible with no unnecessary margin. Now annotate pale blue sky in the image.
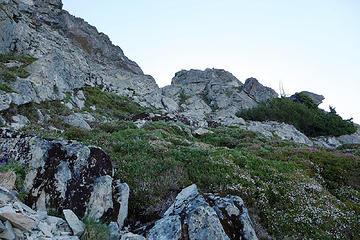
[62,0,360,123]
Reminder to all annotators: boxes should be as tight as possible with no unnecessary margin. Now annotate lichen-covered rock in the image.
[63,113,92,130]
[0,220,16,240]
[0,128,115,220]
[63,209,85,236]
[205,194,258,240]
[312,136,342,149]
[114,181,130,229]
[10,115,29,130]
[121,232,146,240]
[0,207,36,232]
[146,184,257,240]
[193,127,214,136]
[241,121,313,146]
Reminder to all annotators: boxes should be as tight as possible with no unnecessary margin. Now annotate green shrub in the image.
[0,81,13,92]
[64,127,90,141]
[0,54,37,81]
[237,97,357,137]
[100,121,137,133]
[0,158,28,191]
[81,218,109,240]
[83,86,150,119]
[0,54,37,67]
[178,90,191,105]
[293,92,318,109]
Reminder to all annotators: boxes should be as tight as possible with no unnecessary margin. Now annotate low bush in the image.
[0,81,13,92]
[237,97,357,137]
[83,86,152,119]
[81,218,109,240]
[0,53,37,81]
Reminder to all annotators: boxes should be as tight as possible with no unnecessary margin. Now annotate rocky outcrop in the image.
[139,68,278,127]
[0,128,120,221]
[240,121,313,146]
[0,0,158,111]
[290,91,325,106]
[145,184,258,240]
[242,78,278,103]
[313,124,360,149]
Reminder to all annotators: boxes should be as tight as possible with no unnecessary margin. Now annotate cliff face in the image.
[0,0,158,111]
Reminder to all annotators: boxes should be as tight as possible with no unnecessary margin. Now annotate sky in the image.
[62,0,360,123]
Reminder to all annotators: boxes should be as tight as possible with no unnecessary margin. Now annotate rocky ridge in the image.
[0,0,158,111]
[0,0,279,129]
[138,68,278,127]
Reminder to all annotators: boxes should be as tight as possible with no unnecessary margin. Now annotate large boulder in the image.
[146,184,258,240]
[0,128,118,221]
[290,91,325,106]
[242,78,278,103]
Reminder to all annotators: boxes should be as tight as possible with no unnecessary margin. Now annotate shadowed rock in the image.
[0,128,116,220]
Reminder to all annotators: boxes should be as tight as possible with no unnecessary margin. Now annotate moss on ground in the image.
[1,86,359,239]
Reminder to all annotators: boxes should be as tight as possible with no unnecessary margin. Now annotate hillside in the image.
[0,1,359,240]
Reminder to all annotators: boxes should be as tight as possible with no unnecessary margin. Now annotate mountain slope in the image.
[0,0,158,111]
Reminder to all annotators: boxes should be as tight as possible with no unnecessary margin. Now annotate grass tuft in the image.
[81,218,109,240]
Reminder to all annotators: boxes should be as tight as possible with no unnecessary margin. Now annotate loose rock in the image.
[63,209,85,237]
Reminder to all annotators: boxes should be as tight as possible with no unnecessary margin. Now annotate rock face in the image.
[146,184,258,240]
[139,68,278,127]
[0,128,116,220]
[0,0,158,111]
